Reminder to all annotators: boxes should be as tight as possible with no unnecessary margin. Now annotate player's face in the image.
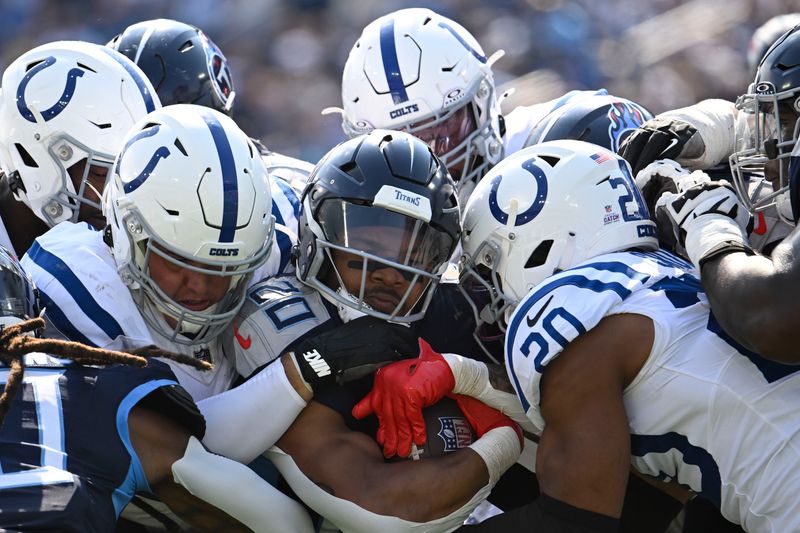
[411,104,477,176]
[761,103,800,190]
[330,225,428,316]
[147,248,230,324]
[67,160,108,229]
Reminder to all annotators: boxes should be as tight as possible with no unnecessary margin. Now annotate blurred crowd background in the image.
[0,0,796,164]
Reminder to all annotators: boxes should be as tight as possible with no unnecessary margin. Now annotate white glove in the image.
[655,181,751,268]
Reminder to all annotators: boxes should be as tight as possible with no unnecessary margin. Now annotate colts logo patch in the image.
[17,56,85,123]
[437,416,473,452]
[608,102,649,152]
[489,158,548,226]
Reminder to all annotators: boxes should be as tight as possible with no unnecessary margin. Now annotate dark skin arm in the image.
[128,406,250,533]
[701,223,800,363]
[276,400,489,523]
[537,313,653,517]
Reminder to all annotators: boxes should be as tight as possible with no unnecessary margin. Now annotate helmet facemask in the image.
[731,86,800,222]
[119,206,273,344]
[52,136,115,227]
[303,200,454,324]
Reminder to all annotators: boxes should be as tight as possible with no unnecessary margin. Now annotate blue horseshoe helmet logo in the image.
[488,158,548,226]
[16,56,86,123]
[116,124,171,193]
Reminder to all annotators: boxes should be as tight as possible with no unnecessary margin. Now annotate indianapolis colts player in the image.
[356,140,800,532]
[0,40,159,257]
[325,7,652,204]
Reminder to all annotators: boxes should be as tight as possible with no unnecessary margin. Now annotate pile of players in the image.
[1,8,799,533]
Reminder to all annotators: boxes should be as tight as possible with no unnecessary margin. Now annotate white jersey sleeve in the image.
[20,222,151,349]
[505,249,697,430]
[507,249,800,531]
[231,275,338,378]
[251,170,305,282]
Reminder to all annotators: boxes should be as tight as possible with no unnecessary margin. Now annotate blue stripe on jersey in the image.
[631,432,721,508]
[380,19,409,105]
[272,178,301,273]
[273,176,302,219]
[506,260,649,411]
[100,47,156,113]
[437,22,487,63]
[113,378,178,516]
[649,274,702,309]
[38,289,97,347]
[271,202,291,274]
[201,111,238,243]
[27,242,123,342]
[707,313,799,383]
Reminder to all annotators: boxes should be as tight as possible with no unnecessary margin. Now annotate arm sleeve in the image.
[198,360,307,463]
[660,99,737,170]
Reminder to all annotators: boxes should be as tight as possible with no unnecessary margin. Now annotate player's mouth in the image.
[365,291,401,312]
[180,299,211,311]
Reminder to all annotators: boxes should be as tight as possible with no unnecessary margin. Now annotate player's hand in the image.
[352,338,456,458]
[619,117,703,175]
[655,180,750,257]
[635,159,711,215]
[448,394,523,448]
[291,316,419,389]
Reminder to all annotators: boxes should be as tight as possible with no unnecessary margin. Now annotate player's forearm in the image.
[702,250,800,363]
[198,359,308,463]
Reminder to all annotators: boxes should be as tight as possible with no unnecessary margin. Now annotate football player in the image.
[108,18,312,275]
[207,129,524,532]
[0,41,159,257]
[325,7,652,204]
[0,245,313,532]
[356,140,800,532]
[618,23,800,364]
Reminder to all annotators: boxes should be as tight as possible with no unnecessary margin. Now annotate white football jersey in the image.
[20,221,289,401]
[253,166,306,281]
[232,275,337,378]
[505,249,800,531]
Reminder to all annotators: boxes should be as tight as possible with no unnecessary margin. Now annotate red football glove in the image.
[447,393,523,448]
[352,338,456,458]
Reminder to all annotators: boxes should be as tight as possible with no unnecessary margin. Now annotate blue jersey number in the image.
[609,160,649,221]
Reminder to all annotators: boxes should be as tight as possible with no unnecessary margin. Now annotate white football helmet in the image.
[336,8,504,191]
[0,41,159,226]
[104,104,274,344]
[459,140,657,332]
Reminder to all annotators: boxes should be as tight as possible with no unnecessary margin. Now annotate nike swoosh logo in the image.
[752,211,767,235]
[233,323,252,350]
[658,138,680,158]
[526,295,554,328]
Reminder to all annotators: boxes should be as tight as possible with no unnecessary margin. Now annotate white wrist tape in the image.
[468,426,523,485]
[172,436,314,533]
[198,361,307,463]
[443,353,536,433]
[684,214,748,270]
[661,99,736,169]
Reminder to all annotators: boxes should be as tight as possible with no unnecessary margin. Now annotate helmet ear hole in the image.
[14,144,38,168]
[524,240,553,269]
